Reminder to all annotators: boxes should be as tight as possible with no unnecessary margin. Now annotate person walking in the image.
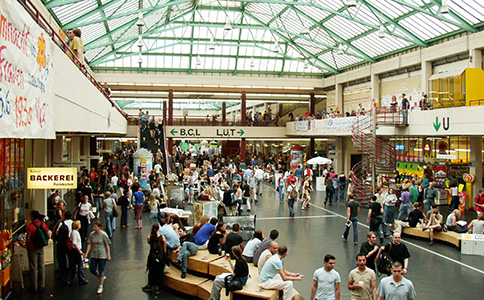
[348,253,377,300]
[67,220,89,285]
[377,262,416,300]
[142,223,166,294]
[84,221,111,295]
[119,189,130,228]
[103,191,116,239]
[310,254,340,300]
[286,179,298,218]
[342,194,360,245]
[26,211,50,293]
[277,175,285,203]
[132,186,145,229]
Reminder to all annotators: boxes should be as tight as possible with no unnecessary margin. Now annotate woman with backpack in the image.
[142,223,166,295]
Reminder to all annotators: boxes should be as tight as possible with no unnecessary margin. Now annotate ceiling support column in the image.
[222,101,226,125]
[335,83,343,114]
[163,100,167,125]
[168,89,173,126]
[310,93,315,116]
[241,91,247,126]
[240,138,246,164]
[371,73,380,107]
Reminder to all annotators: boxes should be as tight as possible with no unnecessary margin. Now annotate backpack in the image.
[377,244,393,276]
[33,222,49,248]
[55,221,69,243]
[289,185,298,199]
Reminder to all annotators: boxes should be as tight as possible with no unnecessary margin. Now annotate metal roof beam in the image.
[393,0,476,32]
[290,6,375,63]
[360,0,427,47]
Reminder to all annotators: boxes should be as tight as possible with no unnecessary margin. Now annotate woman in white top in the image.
[234,183,243,216]
[242,230,263,262]
[449,179,460,211]
[75,195,92,241]
[148,194,160,226]
[445,209,461,232]
[468,214,484,234]
[67,220,88,284]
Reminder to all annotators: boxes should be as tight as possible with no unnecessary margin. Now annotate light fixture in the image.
[137,36,143,47]
[138,53,142,63]
[273,40,280,52]
[209,38,215,50]
[136,12,144,27]
[378,25,385,38]
[196,54,201,65]
[302,21,310,35]
[224,16,232,31]
[440,0,449,14]
[337,43,344,55]
[346,0,357,8]
[304,59,309,69]
[250,57,255,68]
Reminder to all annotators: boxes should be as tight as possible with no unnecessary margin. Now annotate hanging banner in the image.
[0,0,55,139]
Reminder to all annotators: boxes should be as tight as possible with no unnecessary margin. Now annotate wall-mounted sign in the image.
[27,168,77,189]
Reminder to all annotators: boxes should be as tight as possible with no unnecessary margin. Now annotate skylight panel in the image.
[52,1,98,25]
[313,0,342,11]
[323,16,369,40]
[367,0,412,19]
[449,0,484,24]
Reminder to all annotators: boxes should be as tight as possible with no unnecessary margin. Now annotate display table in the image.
[193,200,218,224]
[461,234,484,255]
[316,177,326,191]
[160,208,192,226]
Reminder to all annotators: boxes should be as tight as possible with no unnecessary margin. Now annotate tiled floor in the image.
[13,183,484,299]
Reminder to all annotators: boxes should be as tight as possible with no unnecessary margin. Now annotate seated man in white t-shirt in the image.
[257,241,278,273]
[258,245,302,300]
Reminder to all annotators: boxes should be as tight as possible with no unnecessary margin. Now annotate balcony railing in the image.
[18,0,127,119]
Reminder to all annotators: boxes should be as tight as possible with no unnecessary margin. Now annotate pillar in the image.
[241,138,246,162]
[309,138,315,158]
[241,91,247,125]
[335,83,343,113]
[471,49,483,69]
[310,93,315,115]
[334,137,344,172]
[421,61,432,95]
[72,136,80,162]
[222,101,226,124]
[278,103,283,117]
[371,73,380,106]
[469,136,483,209]
[168,89,173,126]
[168,139,173,155]
[163,100,167,125]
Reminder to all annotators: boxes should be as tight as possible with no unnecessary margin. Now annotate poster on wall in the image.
[0,0,55,139]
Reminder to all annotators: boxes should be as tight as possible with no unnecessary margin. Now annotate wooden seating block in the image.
[209,256,233,277]
[188,250,225,274]
[198,280,230,300]
[232,264,279,300]
[163,265,208,297]
[402,227,461,247]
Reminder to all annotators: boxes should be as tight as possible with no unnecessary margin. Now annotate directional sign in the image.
[165,126,286,139]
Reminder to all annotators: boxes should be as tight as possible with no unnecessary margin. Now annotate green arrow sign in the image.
[170,129,178,135]
[433,117,441,132]
[237,129,245,136]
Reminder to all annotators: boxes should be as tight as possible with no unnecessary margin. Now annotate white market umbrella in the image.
[307,156,332,165]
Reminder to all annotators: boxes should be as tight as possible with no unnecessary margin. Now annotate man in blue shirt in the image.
[259,245,302,300]
[194,217,217,246]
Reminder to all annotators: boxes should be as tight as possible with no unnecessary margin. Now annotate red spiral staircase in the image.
[350,112,397,203]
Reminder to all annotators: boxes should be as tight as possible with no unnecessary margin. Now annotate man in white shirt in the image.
[254,166,265,195]
[258,241,279,273]
[311,254,340,300]
[259,245,302,300]
[154,163,162,176]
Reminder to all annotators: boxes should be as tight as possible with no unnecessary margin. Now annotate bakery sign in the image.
[27,168,77,189]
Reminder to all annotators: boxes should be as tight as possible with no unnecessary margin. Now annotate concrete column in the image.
[241,91,247,125]
[421,61,432,95]
[163,100,167,125]
[471,49,483,69]
[335,83,344,113]
[310,93,315,115]
[309,138,315,158]
[30,139,49,214]
[222,101,226,124]
[168,139,173,155]
[168,89,174,126]
[278,103,283,117]
[72,136,81,162]
[371,73,380,106]
[469,136,483,210]
[241,138,246,162]
[331,137,344,173]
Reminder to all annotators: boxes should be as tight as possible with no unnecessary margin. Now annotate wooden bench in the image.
[168,249,223,274]
[165,249,297,300]
[402,227,462,248]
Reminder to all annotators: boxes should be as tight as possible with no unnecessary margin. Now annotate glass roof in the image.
[43,0,484,110]
[44,0,484,76]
